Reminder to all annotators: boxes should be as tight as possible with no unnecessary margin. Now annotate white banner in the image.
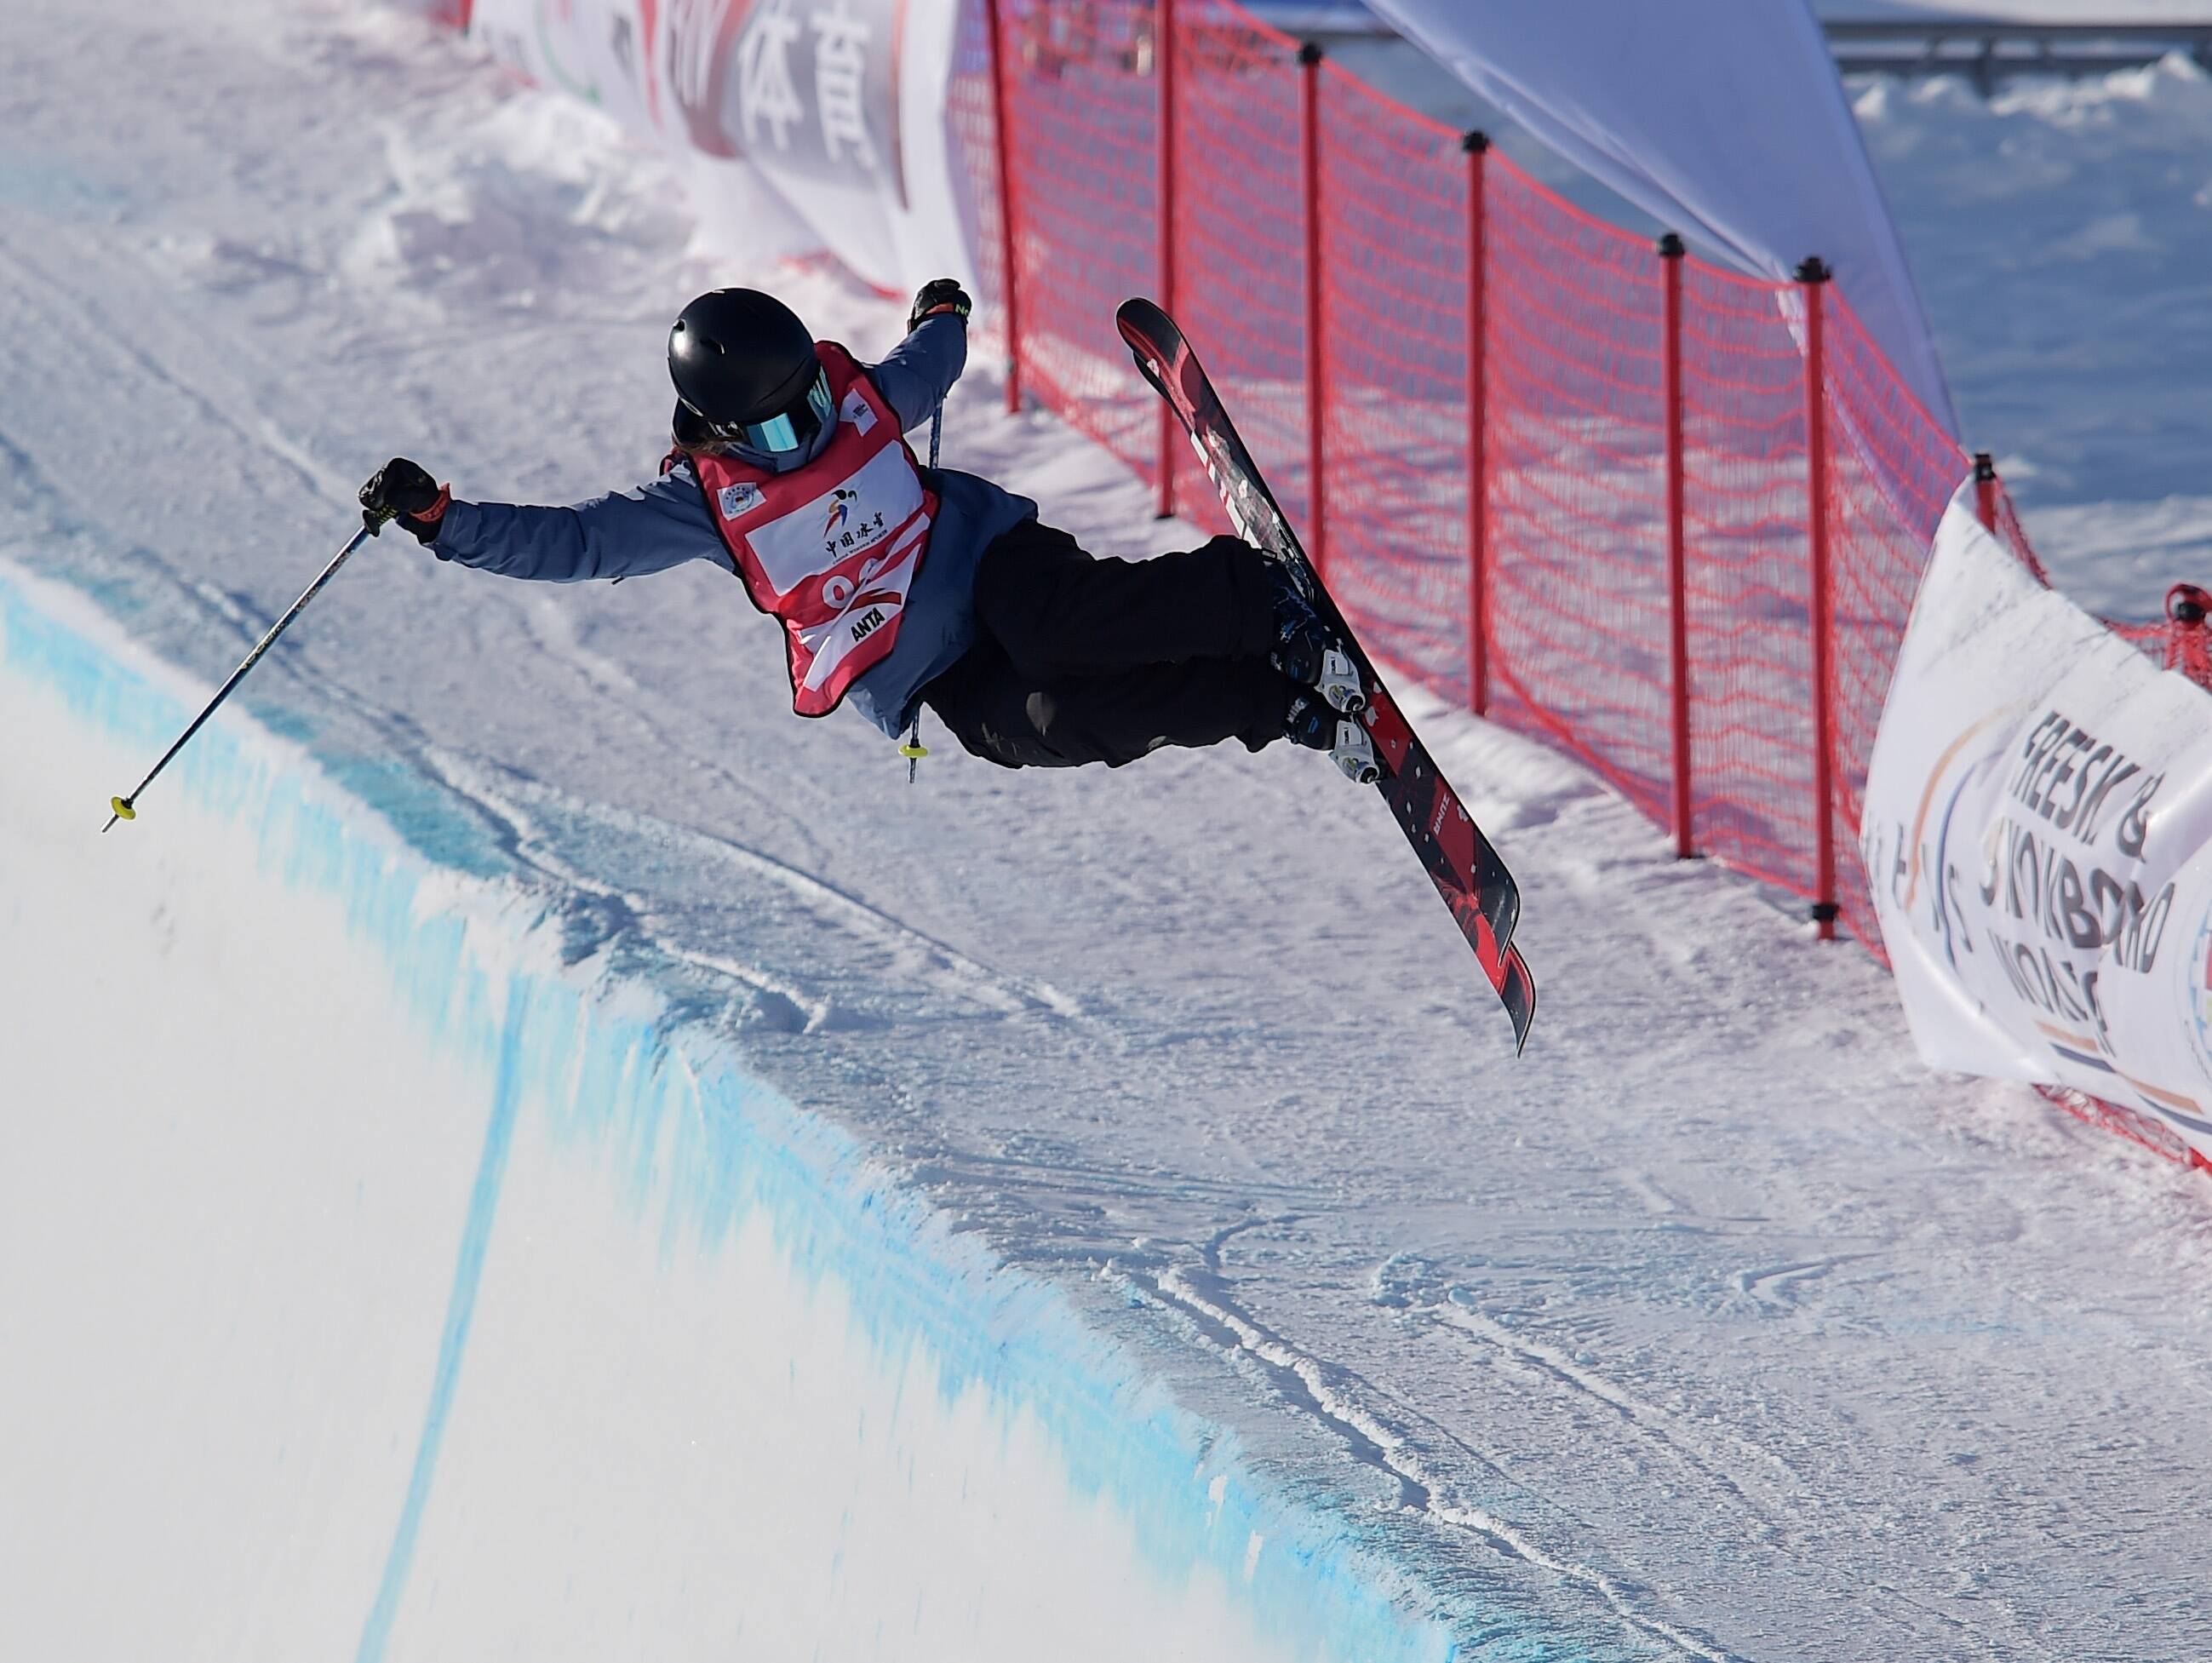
[1861,490,2212,1161]
[467,0,976,295]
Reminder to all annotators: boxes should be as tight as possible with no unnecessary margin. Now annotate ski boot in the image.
[1287,691,1382,785]
[1268,568,1366,714]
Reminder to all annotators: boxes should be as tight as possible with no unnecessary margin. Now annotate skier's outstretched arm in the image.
[868,278,972,437]
[359,456,729,583]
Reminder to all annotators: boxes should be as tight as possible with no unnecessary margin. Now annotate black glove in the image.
[908,278,972,332]
[359,456,450,543]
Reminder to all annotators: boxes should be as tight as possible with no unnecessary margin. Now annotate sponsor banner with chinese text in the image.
[467,0,973,295]
[1862,490,2212,1161]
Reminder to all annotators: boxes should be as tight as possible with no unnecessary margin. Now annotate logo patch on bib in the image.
[718,482,765,519]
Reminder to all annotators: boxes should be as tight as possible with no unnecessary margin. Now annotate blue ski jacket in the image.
[426,315,1037,739]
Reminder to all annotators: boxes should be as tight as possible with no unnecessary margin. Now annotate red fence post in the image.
[1154,0,1180,519]
[1299,43,1327,583]
[1464,129,1490,715]
[1797,256,1839,942]
[1973,450,1998,533]
[984,0,1022,414]
[1659,232,1693,859]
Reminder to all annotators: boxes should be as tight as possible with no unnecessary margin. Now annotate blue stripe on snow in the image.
[354,987,532,1663]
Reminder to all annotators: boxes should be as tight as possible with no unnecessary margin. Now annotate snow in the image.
[3,0,2212,1659]
[0,574,1433,1663]
[1850,58,2212,615]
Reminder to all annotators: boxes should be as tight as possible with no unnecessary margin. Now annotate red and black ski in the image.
[1116,297,1537,1053]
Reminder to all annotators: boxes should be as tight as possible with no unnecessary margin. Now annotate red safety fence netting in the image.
[976,0,1978,947]
[1167,1,1309,535]
[991,0,1165,470]
[433,0,2212,1167]
[427,0,2212,968]
[1676,261,1819,904]
[1312,65,1471,697]
[1481,151,1674,833]
[1819,295,1977,951]
[946,0,1005,357]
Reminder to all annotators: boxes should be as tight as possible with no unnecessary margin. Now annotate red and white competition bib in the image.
[691,342,937,717]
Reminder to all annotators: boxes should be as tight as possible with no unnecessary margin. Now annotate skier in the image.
[358,283,1373,777]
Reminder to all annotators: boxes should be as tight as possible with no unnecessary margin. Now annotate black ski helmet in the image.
[668,288,824,446]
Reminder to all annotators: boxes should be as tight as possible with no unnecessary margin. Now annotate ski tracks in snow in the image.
[421,748,1084,1033]
[1127,1245,1746,1663]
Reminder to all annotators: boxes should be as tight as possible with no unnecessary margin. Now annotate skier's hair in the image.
[672,401,737,459]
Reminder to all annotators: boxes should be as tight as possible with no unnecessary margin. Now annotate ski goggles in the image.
[692,368,836,457]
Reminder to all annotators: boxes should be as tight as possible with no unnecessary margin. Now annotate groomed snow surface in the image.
[3,3,2211,1660]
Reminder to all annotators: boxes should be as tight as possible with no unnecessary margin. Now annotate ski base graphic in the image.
[1116,297,1536,1052]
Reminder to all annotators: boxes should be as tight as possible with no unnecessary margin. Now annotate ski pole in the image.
[900,401,945,786]
[103,522,373,832]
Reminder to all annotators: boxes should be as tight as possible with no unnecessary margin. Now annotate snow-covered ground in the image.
[3,571,1438,1663]
[5,2,2212,1659]
[1853,61,2212,614]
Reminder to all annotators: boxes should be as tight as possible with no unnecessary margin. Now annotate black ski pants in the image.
[920,517,1298,770]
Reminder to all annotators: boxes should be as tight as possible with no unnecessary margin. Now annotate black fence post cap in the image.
[1462,129,1490,154]
[1298,40,1322,66]
[1658,232,1686,258]
[1974,451,1997,481]
[1795,255,1831,284]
